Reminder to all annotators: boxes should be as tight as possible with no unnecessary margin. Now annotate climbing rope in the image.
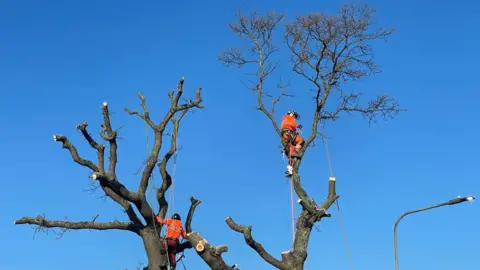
[283,137,296,244]
[168,143,178,217]
[289,175,295,243]
[145,122,175,270]
[320,123,354,270]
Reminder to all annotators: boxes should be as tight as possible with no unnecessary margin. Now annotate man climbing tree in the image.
[155,213,192,269]
[13,78,235,270]
[281,110,304,177]
[219,3,404,269]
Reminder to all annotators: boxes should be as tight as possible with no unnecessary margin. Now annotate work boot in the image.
[285,165,293,177]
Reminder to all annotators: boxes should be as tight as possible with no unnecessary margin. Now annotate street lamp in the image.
[393,196,475,270]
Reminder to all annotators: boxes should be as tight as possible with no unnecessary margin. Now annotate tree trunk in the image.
[141,228,169,270]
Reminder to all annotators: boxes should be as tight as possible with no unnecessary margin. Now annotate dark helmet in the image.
[287,110,300,120]
[172,213,181,221]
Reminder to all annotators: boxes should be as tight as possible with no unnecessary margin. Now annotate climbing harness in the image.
[320,123,354,270]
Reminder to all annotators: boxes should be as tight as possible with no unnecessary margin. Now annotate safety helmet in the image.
[172,213,181,221]
[287,110,300,120]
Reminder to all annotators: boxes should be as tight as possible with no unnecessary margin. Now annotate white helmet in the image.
[287,110,300,120]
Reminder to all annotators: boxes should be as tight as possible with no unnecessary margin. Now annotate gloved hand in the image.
[298,125,303,129]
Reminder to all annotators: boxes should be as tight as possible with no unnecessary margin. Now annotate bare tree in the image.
[14,78,234,270]
[219,3,403,270]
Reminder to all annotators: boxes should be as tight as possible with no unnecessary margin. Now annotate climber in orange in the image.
[155,213,192,269]
[281,110,304,176]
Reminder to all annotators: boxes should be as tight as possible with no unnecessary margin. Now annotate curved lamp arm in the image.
[393,196,474,270]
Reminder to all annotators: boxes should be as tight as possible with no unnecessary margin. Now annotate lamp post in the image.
[393,196,475,270]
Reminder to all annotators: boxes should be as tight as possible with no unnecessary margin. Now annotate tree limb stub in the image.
[225,217,286,270]
[187,232,233,270]
[14,215,141,233]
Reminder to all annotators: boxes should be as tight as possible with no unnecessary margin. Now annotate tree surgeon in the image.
[281,110,304,177]
[155,213,192,269]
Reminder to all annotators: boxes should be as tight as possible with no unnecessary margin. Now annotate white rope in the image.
[320,122,354,270]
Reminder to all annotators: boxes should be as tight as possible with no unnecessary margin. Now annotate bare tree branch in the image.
[53,135,99,172]
[100,102,119,178]
[218,9,286,137]
[156,82,203,221]
[124,92,157,130]
[183,197,234,270]
[284,3,401,152]
[321,92,403,123]
[122,78,203,229]
[132,78,203,197]
[76,121,106,172]
[225,217,286,270]
[75,121,143,225]
[185,196,202,233]
[14,215,141,233]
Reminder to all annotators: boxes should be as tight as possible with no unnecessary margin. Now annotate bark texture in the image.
[219,4,403,269]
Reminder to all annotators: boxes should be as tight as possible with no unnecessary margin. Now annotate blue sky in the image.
[0,0,478,269]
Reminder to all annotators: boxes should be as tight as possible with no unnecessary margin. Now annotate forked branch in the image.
[100,102,119,178]
[128,78,203,198]
[75,121,143,225]
[225,217,286,270]
[218,9,286,137]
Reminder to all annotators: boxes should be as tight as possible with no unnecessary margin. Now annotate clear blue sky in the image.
[1,0,478,269]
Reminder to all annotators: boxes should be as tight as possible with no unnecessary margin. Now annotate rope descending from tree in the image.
[145,121,172,269]
[320,122,354,270]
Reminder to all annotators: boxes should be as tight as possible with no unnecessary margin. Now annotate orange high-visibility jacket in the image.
[155,216,187,240]
[281,114,298,131]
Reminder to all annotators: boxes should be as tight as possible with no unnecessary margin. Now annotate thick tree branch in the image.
[76,121,105,173]
[156,80,203,220]
[100,102,118,178]
[156,115,179,219]
[76,121,143,225]
[185,196,202,233]
[225,217,286,270]
[187,232,234,270]
[53,135,99,172]
[14,215,141,233]
[133,78,203,197]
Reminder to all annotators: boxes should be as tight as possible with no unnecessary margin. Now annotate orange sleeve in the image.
[155,216,173,225]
